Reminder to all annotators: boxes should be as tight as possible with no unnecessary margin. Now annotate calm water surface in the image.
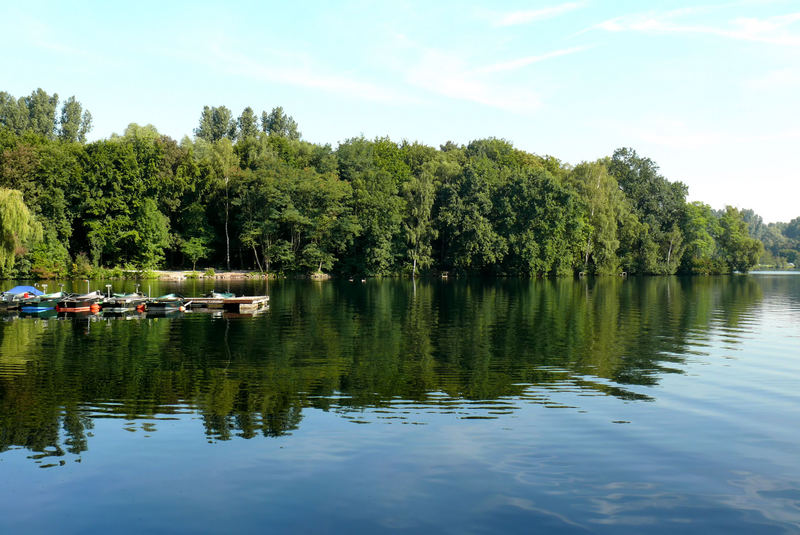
[1,275,799,533]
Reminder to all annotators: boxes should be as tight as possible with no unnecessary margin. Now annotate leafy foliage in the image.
[0,88,782,278]
[0,188,42,275]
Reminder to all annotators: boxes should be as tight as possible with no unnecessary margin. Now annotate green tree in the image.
[233,167,289,272]
[78,110,92,142]
[237,107,259,140]
[609,147,688,274]
[261,106,300,140]
[59,96,83,142]
[296,169,358,274]
[0,188,42,274]
[181,236,211,271]
[28,229,71,278]
[337,137,405,275]
[403,165,436,277]
[0,92,30,134]
[24,88,59,139]
[568,161,631,274]
[498,166,586,276]
[784,217,800,241]
[195,106,234,142]
[195,138,239,270]
[680,201,721,274]
[718,206,763,272]
[437,161,506,271]
[136,198,170,267]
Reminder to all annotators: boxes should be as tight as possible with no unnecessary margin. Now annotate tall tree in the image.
[609,147,688,274]
[568,161,632,274]
[136,198,170,267]
[784,216,800,241]
[718,206,763,272]
[237,107,259,139]
[337,137,405,275]
[24,88,59,139]
[680,201,720,274]
[195,106,234,142]
[59,96,83,142]
[403,166,436,277]
[498,166,586,276]
[0,92,29,134]
[196,138,239,270]
[261,106,300,140]
[437,161,506,272]
[78,110,93,142]
[0,188,41,274]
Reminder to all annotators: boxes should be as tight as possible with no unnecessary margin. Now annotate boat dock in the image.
[183,296,270,314]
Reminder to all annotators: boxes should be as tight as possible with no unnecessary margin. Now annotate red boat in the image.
[56,291,103,313]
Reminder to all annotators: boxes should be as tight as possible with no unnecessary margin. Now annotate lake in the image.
[1,275,799,534]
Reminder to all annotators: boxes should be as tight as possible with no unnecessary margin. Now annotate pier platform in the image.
[184,296,269,314]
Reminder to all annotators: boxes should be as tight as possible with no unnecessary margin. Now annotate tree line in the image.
[1,87,792,279]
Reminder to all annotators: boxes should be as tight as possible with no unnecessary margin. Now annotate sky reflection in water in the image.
[1,275,799,533]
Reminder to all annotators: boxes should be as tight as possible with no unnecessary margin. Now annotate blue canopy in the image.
[3,286,44,296]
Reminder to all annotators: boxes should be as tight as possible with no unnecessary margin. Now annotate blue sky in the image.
[1,0,798,222]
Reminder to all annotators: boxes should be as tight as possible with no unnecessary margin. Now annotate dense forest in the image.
[0,87,796,279]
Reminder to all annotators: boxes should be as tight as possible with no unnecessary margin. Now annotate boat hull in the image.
[20,298,60,312]
[57,300,98,313]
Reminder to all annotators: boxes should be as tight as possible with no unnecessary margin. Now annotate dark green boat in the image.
[145,294,185,311]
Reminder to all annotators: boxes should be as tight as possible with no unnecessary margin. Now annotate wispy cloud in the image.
[595,9,800,46]
[4,12,102,64]
[405,49,541,113]
[190,45,417,105]
[477,46,590,74]
[492,2,585,27]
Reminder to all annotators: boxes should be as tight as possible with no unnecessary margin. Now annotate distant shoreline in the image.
[4,269,798,283]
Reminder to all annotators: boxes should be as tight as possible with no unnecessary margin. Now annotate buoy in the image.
[136,304,145,312]
[179,306,186,312]
[90,304,100,313]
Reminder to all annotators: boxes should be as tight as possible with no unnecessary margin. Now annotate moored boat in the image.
[57,291,104,313]
[1,286,44,311]
[205,290,236,298]
[20,292,65,313]
[101,292,147,313]
[145,294,185,312]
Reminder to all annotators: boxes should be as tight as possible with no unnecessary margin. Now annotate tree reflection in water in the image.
[0,276,765,462]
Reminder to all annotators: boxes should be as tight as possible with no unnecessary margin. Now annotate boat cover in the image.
[4,286,44,296]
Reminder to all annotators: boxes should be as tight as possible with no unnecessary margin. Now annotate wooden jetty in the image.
[184,295,269,314]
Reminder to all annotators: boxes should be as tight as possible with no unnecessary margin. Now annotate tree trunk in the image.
[667,238,674,267]
[224,176,230,272]
[412,257,417,278]
[584,237,591,267]
[225,200,230,272]
[252,244,264,273]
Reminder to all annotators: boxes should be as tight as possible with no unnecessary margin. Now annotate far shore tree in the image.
[0,87,793,278]
[182,236,211,272]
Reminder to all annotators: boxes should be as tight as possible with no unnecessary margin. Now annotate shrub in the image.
[137,269,158,280]
[71,252,93,279]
